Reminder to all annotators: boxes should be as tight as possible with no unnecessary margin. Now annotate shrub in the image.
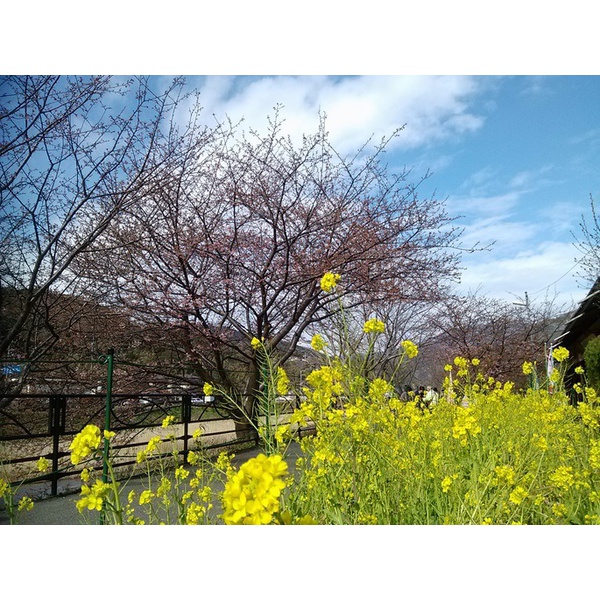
[584,336,600,390]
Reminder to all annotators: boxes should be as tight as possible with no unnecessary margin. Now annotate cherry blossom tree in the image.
[574,195,600,287]
[81,108,465,427]
[0,75,205,365]
[423,291,565,386]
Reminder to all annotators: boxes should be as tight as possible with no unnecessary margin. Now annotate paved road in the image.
[2,442,303,525]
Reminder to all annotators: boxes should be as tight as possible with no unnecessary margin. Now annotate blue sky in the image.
[6,4,599,314]
[179,75,600,310]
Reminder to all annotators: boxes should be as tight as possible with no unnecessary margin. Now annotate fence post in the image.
[48,395,66,496]
[263,359,269,437]
[181,394,192,464]
[101,349,114,485]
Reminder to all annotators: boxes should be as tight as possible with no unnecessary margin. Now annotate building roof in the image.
[553,276,600,361]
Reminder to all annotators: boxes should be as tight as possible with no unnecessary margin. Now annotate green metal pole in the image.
[102,349,114,485]
[263,358,269,427]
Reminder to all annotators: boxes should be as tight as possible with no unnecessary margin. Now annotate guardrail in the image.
[0,391,307,498]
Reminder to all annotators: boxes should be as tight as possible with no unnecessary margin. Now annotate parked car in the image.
[191,395,215,405]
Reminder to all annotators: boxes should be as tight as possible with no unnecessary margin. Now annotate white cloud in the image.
[457,240,585,308]
[455,166,501,197]
[192,75,485,155]
[452,191,522,220]
[568,127,600,146]
[450,160,589,307]
[459,216,540,251]
[507,166,555,190]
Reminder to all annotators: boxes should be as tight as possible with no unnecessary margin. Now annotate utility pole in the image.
[512,292,529,310]
[513,292,536,387]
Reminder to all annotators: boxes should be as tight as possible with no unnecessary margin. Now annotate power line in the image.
[532,262,579,296]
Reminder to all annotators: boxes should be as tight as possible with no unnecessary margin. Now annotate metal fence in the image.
[0,352,308,498]
[1,391,262,496]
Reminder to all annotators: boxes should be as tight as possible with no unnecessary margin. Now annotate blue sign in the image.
[2,364,22,375]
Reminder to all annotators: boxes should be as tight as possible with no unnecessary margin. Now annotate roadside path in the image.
[2,441,303,525]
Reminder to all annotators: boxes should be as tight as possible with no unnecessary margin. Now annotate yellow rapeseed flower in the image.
[552,503,568,518]
[203,382,214,396]
[76,479,110,512]
[139,490,155,505]
[251,337,262,350]
[509,486,528,505]
[37,457,50,472]
[157,477,171,497]
[522,361,534,375]
[146,436,162,453]
[452,408,481,445]
[585,514,600,524]
[215,452,233,474]
[454,356,466,367]
[320,272,341,293]
[552,346,569,363]
[549,465,575,492]
[17,496,34,512]
[69,424,102,465]
[533,434,548,452]
[162,415,175,428]
[186,502,206,525]
[368,378,393,400]
[441,476,453,493]
[175,466,189,480]
[221,453,289,525]
[281,513,319,525]
[494,465,516,485]
[363,318,385,334]
[311,333,326,352]
[589,439,600,470]
[275,424,291,444]
[305,365,344,411]
[276,367,290,395]
[401,340,419,359]
[200,485,212,503]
